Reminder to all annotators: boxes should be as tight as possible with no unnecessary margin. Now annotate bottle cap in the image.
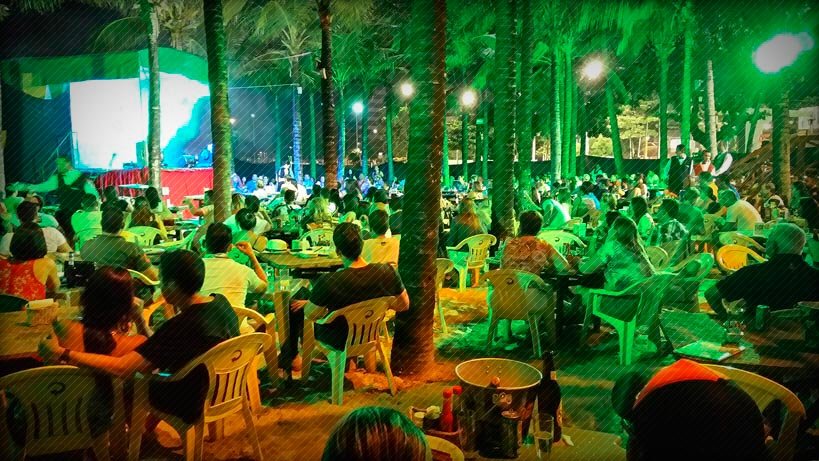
[452,385,462,395]
[443,388,453,398]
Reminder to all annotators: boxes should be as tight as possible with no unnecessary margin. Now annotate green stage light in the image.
[753,32,814,74]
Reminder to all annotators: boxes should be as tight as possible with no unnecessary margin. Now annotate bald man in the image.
[706,223,819,320]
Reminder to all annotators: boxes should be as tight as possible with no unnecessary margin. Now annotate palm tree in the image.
[516,0,533,192]
[316,0,338,188]
[385,89,395,182]
[606,72,626,177]
[203,0,234,222]
[492,0,516,239]
[0,4,8,192]
[309,91,318,179]
[392,0,445,376]
[680,0,694,158]
[140,0,161,189]
[550,50,563,181]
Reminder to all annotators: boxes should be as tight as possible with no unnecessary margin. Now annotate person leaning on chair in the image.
[706,222,819,321]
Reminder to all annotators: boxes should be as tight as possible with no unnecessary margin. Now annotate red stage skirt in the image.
[94,168,213,205]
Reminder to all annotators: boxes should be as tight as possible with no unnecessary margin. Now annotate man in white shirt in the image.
[71,194,103,238]
[200,223,268,308]
[719,190,762,234]
[0,201,71,255]
[362,210,400,266]
[542,188,571,230]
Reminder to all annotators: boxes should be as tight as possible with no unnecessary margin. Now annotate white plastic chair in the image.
[300,228,334,247]
[75,227,102,252]
[0,366,124,461]
[128,226,162,247]
[659,252,715,312]
[233,307,278,413]
[446,234,497,291]
[127,334,271,461]
[303,297,397,405]
[427,435,465,461]
[536,230,587,256]
[435,258,456,333]
[563,217,584,230]
[482,269,556,356]
[719,231,765,253]
[645,246,670,270]
[703,364,806,461]
[716,244,766,273]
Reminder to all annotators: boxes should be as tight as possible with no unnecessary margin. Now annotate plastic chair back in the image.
[716,244,766,273]
[646,246,670,270]
[0,366,118,458]
[317,297,393,357]
[427,436,465,461]
[300,228,334,247]
[75,228,102,252]
[563,217,583,230]
[703,364,806,461]
[719,232,765,252]
[435,258,455,289]
[0,293,29,313]
[128,226,161,247]
[482,269,553,321]
[703,214,721,236]
[536,230,587,256]
[449,234,497,269]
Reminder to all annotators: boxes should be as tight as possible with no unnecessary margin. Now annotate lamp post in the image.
[460,88,477,184]
[579,58,606,175]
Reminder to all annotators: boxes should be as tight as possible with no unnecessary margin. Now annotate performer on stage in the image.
[10,155,98,240]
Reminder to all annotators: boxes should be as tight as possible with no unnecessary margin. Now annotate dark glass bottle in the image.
[537,351,562,442]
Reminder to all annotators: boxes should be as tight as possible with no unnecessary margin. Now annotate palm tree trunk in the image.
[492,0,516,239]
[562,49,574,179]
[0,78,5,192]
[658,49,670,179]
[291,86,303,184]
[361,90,369,176]
[516,0,533,193]
[680,0,693,157]
[392,0,445,376]
[337,86,347,181]
[482,99,489,181]
[203,0,233,223]
[570,84,578,177]
[551,49,563,181]
[745,99,762,154]
[706,60,718,157]
[141,0,161,189]
[309,91,317,179]
[772,92,790,202]
[606,78,625,177]
[317,0,338,189]
[578,88,586,176]
[274,93,283,177]
[461,111,469,181]
[442,116,450,185]
[385,91,395,182]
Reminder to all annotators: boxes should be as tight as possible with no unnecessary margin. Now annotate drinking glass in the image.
[278,269,292,291]
[533,412,554,461]
[458,410,479,459]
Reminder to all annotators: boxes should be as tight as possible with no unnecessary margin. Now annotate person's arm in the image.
[83,180,100,198]
[56,241,72,254]
[550,248,570,274]
[234,241,268,291]
[15,175,58,193]
[391,289,410,313]
[44,258,61,293]
[303,301,328,321]
[184,199,208,217]
[39,333,154,377]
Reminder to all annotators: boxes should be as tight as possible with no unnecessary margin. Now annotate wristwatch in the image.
[59,348,71,364]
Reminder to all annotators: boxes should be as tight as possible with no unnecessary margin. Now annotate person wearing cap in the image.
[706,222,819,320]
[612,359,768,461]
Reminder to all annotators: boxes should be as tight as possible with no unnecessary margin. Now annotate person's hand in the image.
[38,327,64,363]
[290,299,308,312]
[234,241,255,257]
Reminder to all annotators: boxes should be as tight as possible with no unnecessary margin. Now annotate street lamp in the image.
[753,32,814,74]
[399,82,415,99]
[229,118,236,125]
[460,89,477,109]
[581,58,606,81]
[459,88,478,182]
[352,101,364,150]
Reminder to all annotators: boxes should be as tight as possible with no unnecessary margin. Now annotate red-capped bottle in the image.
[440,388,455,432]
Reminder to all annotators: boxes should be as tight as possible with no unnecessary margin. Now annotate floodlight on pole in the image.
[581,58,606,81]
[352,101,364,115]
[229,118,236,125]
[753,32,815,74]
[460,88,477,109]
[399,82,415,99]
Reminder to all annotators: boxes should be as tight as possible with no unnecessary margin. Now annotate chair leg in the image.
[618,320,637,365]
[580,295,595,348]
[247,356,262,414]
[328,351,347,405]
[184,423,202,461]
[242,403,264,461]
[528,313,543,357]
[91,434,110,461]
[377,342,397,396]
[263,345,281,388]
[437,294,448,334]
[487,313,499,345]
[457,267,467,291]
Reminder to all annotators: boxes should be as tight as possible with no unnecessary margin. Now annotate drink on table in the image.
[440,388,454,432]
[532,412,554,461]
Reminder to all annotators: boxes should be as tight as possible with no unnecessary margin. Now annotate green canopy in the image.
[0,47,207,99]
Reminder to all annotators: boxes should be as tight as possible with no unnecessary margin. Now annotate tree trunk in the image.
[361,90,369,176]
[606,78,625,177]
[482,100,489,181]
[516,0,533,192]
[562,48,574,179]
[385,91,395,182]
[492,0,516,239]
[0,76,5,191]
[141,0,161,189]
[551,50,563,181]
[475,119,483,179]
[337,86,346,181]
[706,60,718,157]
[203,0,233,223]
[772,92,790,203]
[745,99,762,154]
[317,0,338,189]
[658,49,670,179]
[309,91,317,179]
[680,0,693,157]
[392,0,445,377]
[291,86,303,184]
[578,89,586,176]
[568,65,577,178]
[442,115,450,185]
[274,93,283,177]
[461,111,469,181]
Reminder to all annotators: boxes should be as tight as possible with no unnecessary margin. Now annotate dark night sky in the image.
[0,3,123,59]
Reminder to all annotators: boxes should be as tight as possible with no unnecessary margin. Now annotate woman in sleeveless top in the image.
[0,224,60,302]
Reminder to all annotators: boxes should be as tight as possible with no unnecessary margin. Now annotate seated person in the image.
[369,189,390,215]
[269,189,300,228]
[541,188,572,230]
[718,189,762,234]
[81,208,159,281]
[322,406,428,461]
[145,186,174,221]
[231,208,267,252]
[500,210,568,275]
[200,223,268,308]
[648,199,689,260]
[39,249,240,426]
[129,196,168,241]
[24,194,60,229]
[244,195,273,235]
[448,199,486,248]
[338,193,360,223]
[362,210,400,266]
[281,223,410,374]
[706,223,819,320]
[71,193,103,239]
[677,188,705,235]
[0,224,60,301]
[629,196,655,243]
[183,190,215,226]
[580,216,654,291]
[0,201,71,256]
[613,359,767,461]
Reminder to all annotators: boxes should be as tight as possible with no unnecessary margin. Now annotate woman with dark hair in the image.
[580,216,654,291]
[501,210,569,275]
[232,208,267,252]
[629,196,655,242]
[129,196,167,241]
[0,224,60,301]
[448,198,486,248]
[244,194,273,234]
[322,407,428,461]
[145,186,173,220]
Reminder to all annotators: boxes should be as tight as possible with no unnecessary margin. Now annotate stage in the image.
[94,168,213,206]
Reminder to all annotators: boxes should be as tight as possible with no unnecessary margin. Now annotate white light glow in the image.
[352,101,364,114]
[461,89,477,108]
[582,59,605,80]
[400,82,414,98]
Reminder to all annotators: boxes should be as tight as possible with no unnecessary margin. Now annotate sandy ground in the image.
[137,283,690,460]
